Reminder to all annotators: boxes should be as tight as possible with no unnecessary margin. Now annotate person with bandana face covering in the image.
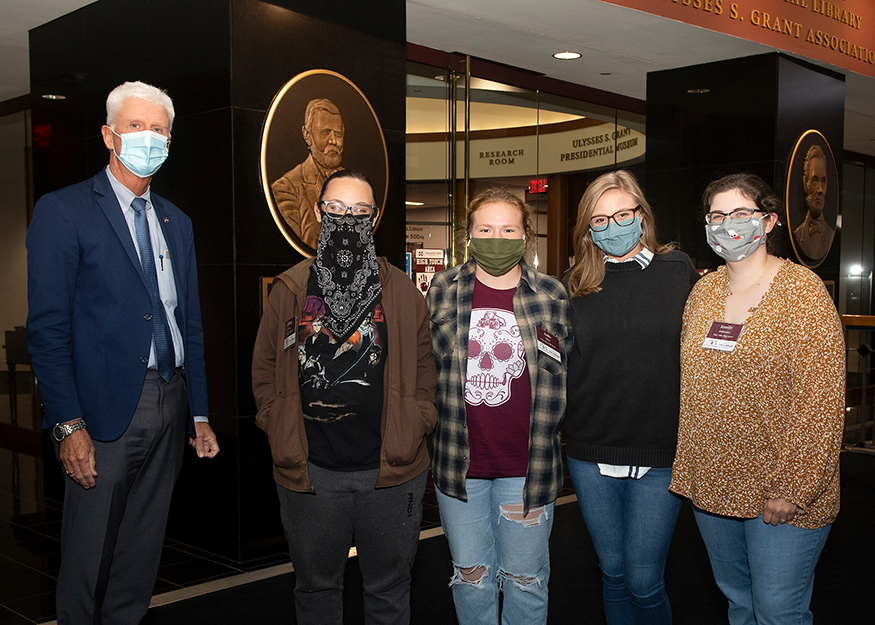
[670,173,845,625]
[252,170,437,625]
[426,188,571,625]
[563,170,698,625]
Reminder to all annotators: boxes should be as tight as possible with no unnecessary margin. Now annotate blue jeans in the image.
[436,478,554,625]
[693,507,831,625]
[568,459,681,625]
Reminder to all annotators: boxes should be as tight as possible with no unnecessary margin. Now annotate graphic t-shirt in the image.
[298,272,386,470]
[465,279,531,478]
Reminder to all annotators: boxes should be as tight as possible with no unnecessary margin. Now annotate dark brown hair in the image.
[702,173,782,254]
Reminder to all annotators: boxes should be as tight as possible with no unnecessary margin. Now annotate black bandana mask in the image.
[313,211,382,343]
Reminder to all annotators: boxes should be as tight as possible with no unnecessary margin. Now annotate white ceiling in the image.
[3,0,874,156]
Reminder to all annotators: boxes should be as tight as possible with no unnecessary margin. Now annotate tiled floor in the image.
[5,371,867,625]
[0,444,453,625]
[0,377,280,625]
[0,378,454,625]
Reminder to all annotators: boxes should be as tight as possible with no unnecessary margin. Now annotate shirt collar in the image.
[604,247,653,269]
[105,166,152,213]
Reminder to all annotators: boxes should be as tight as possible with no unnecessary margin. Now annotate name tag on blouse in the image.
[702,321,743,352]
[536,326,561,361]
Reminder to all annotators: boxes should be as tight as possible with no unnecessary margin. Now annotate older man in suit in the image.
[26,81,219,625]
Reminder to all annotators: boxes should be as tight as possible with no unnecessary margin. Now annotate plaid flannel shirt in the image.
[426,259,572,513]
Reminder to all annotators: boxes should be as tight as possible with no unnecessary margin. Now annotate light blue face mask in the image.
[112,129,169,178]
[590,215,643,258]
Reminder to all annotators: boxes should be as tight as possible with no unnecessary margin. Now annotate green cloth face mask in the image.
[467,237,526,276]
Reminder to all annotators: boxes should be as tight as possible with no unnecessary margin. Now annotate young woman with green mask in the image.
[426,188,572,625]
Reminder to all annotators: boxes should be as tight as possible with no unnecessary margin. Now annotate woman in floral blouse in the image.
[671,173,845,625]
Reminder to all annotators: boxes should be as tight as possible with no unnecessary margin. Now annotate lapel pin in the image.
[164,217,170,223]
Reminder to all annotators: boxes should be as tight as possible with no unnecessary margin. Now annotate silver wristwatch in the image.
[52,420,86,442]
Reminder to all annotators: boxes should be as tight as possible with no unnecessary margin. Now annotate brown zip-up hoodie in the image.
[252,257,437,492]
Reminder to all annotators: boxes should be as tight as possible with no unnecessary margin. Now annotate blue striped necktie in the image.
[131,197,175,381]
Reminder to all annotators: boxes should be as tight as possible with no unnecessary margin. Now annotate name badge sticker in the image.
[536,326,561,362]
[702,321,743,352]
[284,317,297,351]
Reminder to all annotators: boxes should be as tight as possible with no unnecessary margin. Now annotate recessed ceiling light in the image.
[553,51,581,60]
[41,94,66,100]
[405,201,424,206]
[687,88,710,94]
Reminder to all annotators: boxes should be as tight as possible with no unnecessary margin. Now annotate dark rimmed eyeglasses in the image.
[589,206,641,232]
[318,200,379,218]
[705,207,765,225]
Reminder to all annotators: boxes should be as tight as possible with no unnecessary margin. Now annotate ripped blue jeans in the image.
[436,478,554,625]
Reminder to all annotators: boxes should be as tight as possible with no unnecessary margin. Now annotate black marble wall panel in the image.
[30,0,407,564]
[646,53,844,280]
[229,0,407,268]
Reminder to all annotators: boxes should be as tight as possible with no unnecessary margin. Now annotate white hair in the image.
[106,81,175,132]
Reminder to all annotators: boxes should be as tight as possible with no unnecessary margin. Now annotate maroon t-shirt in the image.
[465,279,531,478]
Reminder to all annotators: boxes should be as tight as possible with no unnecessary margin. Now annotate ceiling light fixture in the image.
[41,94,66,100]
[687,88,710,94]
[553,51,581,60]
[405,201,424,206]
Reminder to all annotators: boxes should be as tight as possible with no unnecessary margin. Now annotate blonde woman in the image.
[565,170,697,624]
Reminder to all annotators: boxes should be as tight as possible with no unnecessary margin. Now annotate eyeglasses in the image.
[318,200,378,218]
[589,206,641,232]
[705,207,764,225]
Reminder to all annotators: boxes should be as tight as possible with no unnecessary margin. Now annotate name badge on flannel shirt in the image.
[536,326,561,361]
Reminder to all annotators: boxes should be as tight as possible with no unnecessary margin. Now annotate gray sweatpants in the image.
[276,463,427,625]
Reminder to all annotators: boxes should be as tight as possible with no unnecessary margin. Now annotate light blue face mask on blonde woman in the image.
[590,215,642,257]
[112,129,169,178]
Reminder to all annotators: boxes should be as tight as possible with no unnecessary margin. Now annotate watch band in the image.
[53,419,86,442]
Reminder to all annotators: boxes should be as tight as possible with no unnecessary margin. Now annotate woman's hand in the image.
[763,498,798,526]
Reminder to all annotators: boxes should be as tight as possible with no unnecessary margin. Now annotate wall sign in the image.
[602,0,875,79]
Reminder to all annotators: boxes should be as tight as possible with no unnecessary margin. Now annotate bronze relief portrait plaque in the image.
[784,130,839,268]
[260,70,389,256]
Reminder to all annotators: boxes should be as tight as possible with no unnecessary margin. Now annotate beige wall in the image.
[0,110,30,368]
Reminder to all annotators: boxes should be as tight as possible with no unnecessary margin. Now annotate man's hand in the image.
[189,422,219,458]
[60,428,97,489]
[763,497,798,526]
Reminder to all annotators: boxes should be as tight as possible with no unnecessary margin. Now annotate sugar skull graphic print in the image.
[466,308,526,407]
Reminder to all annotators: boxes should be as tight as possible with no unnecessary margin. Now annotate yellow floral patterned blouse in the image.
[670,260,845,529]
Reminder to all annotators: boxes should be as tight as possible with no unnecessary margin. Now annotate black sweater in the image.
[565,250,699,467]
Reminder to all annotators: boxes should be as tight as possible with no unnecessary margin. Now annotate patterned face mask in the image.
[705,217,766,262]
[313,211,382,343]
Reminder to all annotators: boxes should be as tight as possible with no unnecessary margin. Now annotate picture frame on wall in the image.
[260,70,389,257]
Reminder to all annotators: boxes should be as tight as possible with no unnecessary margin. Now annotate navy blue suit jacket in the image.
[27,170,208,441]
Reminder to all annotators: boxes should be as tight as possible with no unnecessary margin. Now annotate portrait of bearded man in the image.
[272,98,345,249]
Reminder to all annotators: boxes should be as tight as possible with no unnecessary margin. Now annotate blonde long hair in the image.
[566,170,674,297]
